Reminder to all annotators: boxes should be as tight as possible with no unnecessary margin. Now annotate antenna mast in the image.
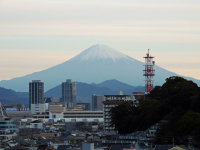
[143,49,155,93]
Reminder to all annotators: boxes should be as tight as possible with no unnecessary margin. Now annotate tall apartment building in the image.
[29,80,45,114]
[92,94,104,111]
[103,95,133,132]
[62,79,76,108]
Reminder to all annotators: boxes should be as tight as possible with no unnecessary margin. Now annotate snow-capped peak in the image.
[70,44,134,62]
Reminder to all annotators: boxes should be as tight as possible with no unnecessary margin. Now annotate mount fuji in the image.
[0,44,199,92]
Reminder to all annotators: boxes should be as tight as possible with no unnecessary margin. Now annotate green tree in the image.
[110,102,136,134]
[110,76,200,146]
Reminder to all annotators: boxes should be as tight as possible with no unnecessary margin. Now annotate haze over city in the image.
[0,0,200,80]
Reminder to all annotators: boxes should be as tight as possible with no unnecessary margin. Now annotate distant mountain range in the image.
[0,79,144,105]
[0,44,200,92]
[0,87,28,106]
[45,79,144,103]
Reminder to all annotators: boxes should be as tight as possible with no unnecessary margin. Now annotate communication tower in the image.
[143,49,155,93]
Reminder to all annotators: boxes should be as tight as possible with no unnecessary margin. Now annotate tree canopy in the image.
[110,76,200,146]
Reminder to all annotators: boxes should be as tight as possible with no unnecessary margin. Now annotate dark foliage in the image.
[111,76,200,146]
[110,102,136,134]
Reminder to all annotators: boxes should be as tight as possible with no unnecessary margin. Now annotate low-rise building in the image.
[63,111,103,122]
[67,104,85,111]
[49,103,66,113]
[0,118,16,140]
[30,120,43,129]
[0,102,16,140]
[21,111,104,123]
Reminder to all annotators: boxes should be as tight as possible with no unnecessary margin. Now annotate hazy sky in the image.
[0,0,200,81]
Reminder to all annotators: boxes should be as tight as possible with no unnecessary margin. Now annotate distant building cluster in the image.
[28,79,107,116]
[0,63,155,149]
[3,49,190,150]
[2,78,189,149]
[29,79,78,115]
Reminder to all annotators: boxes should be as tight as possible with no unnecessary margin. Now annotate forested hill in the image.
[111,76,200,147]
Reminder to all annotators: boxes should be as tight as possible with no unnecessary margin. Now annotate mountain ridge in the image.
[0,79,144,105]
[0,44,199,92]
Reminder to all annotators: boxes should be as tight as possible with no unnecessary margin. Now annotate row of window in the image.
[0,126,15,129]
[64,116,103,118]
[63,112,103,115]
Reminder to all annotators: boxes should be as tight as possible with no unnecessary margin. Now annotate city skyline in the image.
[0,0,200,80]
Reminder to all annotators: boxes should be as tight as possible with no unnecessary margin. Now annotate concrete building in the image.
[30,120,43,129]
[49,103,66,113]
[0,118,16,140]
[29,80,45,114]
[21,111,103,123]
[77,103,91,111]
[45,97,61,103]
[67,103,86,111]
[103,95,133,132]
[82,143,94,150]
[0,102,16,140]
[49,112,64,120]
[92,94,104,111]
[62,79,76,108]
[4,106,18,111]
[63,111,103,122]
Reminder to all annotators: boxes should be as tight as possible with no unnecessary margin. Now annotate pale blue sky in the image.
[0,0,200,80]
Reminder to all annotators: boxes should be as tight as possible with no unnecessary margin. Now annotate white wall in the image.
[31,104,45,114]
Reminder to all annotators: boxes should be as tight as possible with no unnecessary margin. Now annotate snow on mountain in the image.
[69,44,135,63]
[0,44,199,92]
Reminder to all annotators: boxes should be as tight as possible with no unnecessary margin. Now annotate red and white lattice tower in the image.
[143,49,155,93]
